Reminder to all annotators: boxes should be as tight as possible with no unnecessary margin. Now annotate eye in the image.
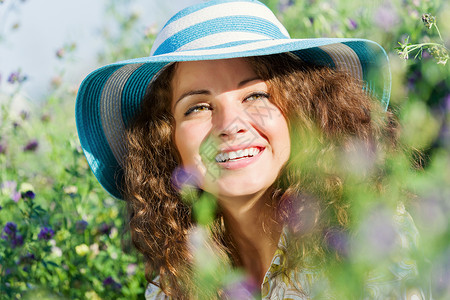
[184,103,212,116]
[244,92,270,103]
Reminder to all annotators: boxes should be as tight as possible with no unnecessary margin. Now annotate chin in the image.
[203,174,275,201]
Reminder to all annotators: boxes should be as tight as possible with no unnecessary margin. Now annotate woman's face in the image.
[171,58,290,202]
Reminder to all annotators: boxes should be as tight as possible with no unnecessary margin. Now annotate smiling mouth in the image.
[215,147,263,163]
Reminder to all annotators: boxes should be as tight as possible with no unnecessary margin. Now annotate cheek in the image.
[267,112,291,161]
[174,121,209,166]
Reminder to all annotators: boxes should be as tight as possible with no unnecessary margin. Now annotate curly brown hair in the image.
[123,53,397,298]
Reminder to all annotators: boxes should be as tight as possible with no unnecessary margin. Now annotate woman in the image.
[76,0,422,299]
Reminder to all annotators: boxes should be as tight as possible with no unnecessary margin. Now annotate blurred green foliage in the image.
[0,0,449,299]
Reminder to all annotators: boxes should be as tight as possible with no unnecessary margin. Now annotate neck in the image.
[219,190,282,284]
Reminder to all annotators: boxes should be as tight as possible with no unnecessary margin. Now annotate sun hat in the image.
[75,0,391,200]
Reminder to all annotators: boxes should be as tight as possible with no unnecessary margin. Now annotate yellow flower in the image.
[85,291,101,300]
[75,244,90,256]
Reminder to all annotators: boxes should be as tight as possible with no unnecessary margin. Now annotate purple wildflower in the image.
[103,276,122,290]
[11,234,24,248]
[56,48,65,59]
[422,50,432,59]
[12,191,21,202]
[41,113,51,122]
[21,190,35,200]
[126,263,137,276]
[358,207,397,258]
[75,220,88,233]
[374,3,399,32]
[2,222,24,248]
[23,139,38,151]
[19,110,29,120]
[348,18,358,30]
[38,227,55,241]
[407,69,422,91]
[1,181,20,202]
[0,142,6,154]
[324,227,350,258]
[278,0,294,12]
[445,94,450,112]
[7,70,27,84]
[279,193,319,235]
[171,166,200,191]
[98,223,112,236]
[223,277,258,299]
[1,180,16,191]
[3,222,17,236]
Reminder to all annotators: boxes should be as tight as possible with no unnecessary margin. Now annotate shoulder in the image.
[145,276,169,300]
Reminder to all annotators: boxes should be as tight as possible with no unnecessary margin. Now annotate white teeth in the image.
[229,152,237,160]
[214,147,261,163]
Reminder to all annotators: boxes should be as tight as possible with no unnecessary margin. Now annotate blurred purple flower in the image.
[445,94,450,112]
[23,139,38,151]
[11,234,24,248]
[223,277,258,299]
[279,193,319,235]
[38,227,55,241]
[126,263,137,276]
[19,110,29,120]
[1,181,21,202]
[407,70,422,91]
[3,222,17,236]
[374,3,399,32]
[278,0,294,12]
[7,70,27,84]
[103,276,122,290]
[324,227,350,258]
[413,193,448,235]
[348,18,358,30]
[21,190,35,200]
[171,166,200,191]
[422,50,432,59]
[0,142,6,154]
[41,113,51,122]
[1,180,16,191]
[359,207,397,257]
[12,191,21,202]
[75,220,88,233]
[98,223,112,236]
[56,48,65,59]
[2,222,24,248]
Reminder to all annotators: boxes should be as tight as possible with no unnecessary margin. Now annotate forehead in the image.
[171,58,257,90]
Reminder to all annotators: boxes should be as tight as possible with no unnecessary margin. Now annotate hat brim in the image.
[75,37,391,200]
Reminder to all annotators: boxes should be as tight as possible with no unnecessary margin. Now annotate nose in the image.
[213,100,249,141]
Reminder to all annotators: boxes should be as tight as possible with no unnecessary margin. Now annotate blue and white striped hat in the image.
[76,0,391,200]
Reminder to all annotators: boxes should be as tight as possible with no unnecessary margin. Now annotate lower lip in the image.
[216,148,265,170]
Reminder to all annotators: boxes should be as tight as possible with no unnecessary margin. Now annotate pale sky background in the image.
[0,0,200,102]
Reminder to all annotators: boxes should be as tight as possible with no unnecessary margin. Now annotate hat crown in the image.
[150,0,290,56]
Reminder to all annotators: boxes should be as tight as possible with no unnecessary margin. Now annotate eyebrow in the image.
[174,89,211,108]
[173,77,262,108]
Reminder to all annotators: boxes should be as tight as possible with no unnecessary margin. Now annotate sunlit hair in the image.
[123,54,397,298]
